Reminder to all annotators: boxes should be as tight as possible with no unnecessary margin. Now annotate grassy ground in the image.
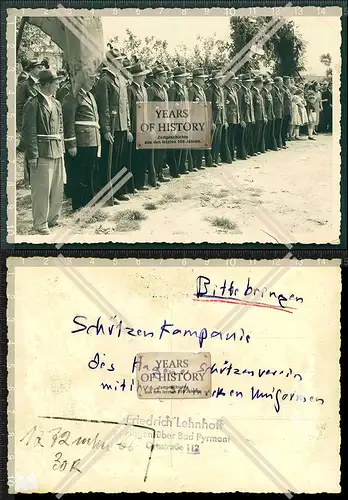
[15,133,339,243]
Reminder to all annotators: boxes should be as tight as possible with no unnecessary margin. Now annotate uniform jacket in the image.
[237,85,254,123]
[271,86,284,119]
[252,87,266,121]
[188,82,207,103]
[127,81,148,134]
[21,92,64,160]
[167,81,189,102]
[261,88,275,120]
[205,82,225,124]
[18,71,29,83]
[93,69,130,135]
[62,89,100,149]
[16,75,40,131]
[223,84,240,124]
[147,81,169,102]
[283,86,292,116]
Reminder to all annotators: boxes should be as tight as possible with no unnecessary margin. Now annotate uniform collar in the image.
[154,80,164,90]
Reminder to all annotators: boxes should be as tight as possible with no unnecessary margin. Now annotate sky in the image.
[102,12,341,75]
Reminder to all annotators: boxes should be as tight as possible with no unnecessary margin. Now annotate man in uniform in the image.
[93,47,133,204]
[16,58,43,133]
[62,72,101,211]
[21,69,65,235]
[223,72,240,161]
[281,75,292,146]
[262,77,277,151]
[167,66,193,177]
[127,62,156,190]
[144,67,153,89]
[147,65,171,183]
[205,69,226,167]
[188,68,209,171]
[251,75,267,155]
[237,73,255,159]
[272,76,284,149]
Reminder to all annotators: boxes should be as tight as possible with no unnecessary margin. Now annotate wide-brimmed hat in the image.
[129,62,151,76]
[210,69,224,80]
[172,66,191,78]
[106,47,126,62]
[192,68,209,78]
[38,69,64,84]
[253,75,263,84]
[122,55,133,69]
[240,73,253,82]
[27,58,43,71]
[152,65,167,77]
[225,71,239,81]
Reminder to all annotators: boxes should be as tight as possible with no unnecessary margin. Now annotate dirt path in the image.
[15,134,339,244]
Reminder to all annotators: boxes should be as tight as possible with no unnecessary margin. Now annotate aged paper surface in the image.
[8,6,342,244]
[8,258,340,493]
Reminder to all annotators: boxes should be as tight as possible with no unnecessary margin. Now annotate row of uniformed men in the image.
[17,51,292,234]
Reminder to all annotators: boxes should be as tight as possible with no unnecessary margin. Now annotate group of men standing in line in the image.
[16,49,332,235]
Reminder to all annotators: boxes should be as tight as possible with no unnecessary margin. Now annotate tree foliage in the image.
[320,53,332,77]
[108,30,230,72]
[229,17,307,76]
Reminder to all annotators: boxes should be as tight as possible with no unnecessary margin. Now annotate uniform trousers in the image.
[100,131,127,198]
[30,156,64,231]
[245,122,254,156]
[129,134,154,189]
[274,118,283,148]
[253,121,266,153]
[226,124,238,160]
[153,149,166,180]
[236,124,247,160]
[220,125,233,163]
[66,147,98,210]
[264,119,278,150]
[205,123,223,165]
[281,114,291,146]
[191,149,204,169]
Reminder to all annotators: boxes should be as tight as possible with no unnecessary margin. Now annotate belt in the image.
[74,121,101,158]
[75,121,100,128]
[37,134,62,140]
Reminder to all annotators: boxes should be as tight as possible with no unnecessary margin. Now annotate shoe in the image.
[112,198,121,205]
[189,168,199,172]
[179,171,189,175]
[48,221,59,228]
[256,152,262,155]
[282,145,287,149]
[159,176,171,182]
[212,163,218,168]
[133,189,138,194]
[308,136,316,140]
[117,194,130,201]
[198,166,206,170]
[217,162,223,166]
[138,186,150,191]
[253,153,258,156]
[35,228,50,235]
[172,174,180,178]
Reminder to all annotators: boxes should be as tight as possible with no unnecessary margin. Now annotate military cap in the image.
[263,77,274,85]
[172,66,191,78]
[283,75,290,81]
[129,62,151,76]
[122,55,133,69]
[274,76,283,83]
[27,58,43,71]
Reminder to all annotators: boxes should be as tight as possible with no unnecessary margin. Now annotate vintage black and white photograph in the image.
[7,6,342,244]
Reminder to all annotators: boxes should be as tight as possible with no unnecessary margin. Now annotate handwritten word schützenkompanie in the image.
[195,275,304,312]
[72,317,250,349]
